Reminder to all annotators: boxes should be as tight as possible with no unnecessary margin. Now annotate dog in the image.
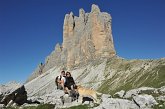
[76,85,101,103]
[60,89,79,105]
[69,89,79,102]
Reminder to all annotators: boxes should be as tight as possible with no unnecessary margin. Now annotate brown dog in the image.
[76,85,101,103]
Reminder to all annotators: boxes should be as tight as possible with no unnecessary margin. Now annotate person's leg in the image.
[58,83,63,90]
[64,87,69,94]
[57,83,61,89]
[66,86,73,96]
[71,85,74,90]
[61,83,65,90]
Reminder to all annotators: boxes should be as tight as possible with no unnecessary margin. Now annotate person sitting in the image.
[64,72,76,94]
[56,71,66,90]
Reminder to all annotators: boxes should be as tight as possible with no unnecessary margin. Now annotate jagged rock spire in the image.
[79,8,85,18]
[91,4,100,13]
[58,4,116,69]
[28,4,116,81]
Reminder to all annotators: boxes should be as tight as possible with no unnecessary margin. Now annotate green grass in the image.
[6,104,99,109]
[21,106,36,109]
[153,103,165,109]
[98,73,119,94]
[5,104,55,109]
[61,104,99,109]
[5,107,18,109]
[141,65,165,88]
[98,60,165,95]
[34,104,55,109]
[61,105,89,109]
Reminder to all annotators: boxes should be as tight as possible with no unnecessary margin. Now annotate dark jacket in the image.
[65,77,75,89]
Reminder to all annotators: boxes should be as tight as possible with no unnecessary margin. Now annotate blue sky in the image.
[0,0,165,84]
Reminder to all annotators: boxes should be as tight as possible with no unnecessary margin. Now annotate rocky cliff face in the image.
[45,4,116,70]
[27,4,116,82]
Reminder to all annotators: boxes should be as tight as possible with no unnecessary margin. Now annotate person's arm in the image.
[71,77,75,84]
[61,78,64,84]
[61,77,65,89]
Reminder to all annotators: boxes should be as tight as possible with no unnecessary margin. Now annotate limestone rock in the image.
[132,94,158,108]
[21,103,39,108]
[26,63,44,83]
[0,104,4,108]
[60,4,116,68]
[91,4,100,14]
[114,90,125,98]
[124,87,156,99]
[0,81,22,101]
[159,86,165,94]
[79,8,85,18]
[28,4,116,82]
[1,85,27,106]
[156,96,165,102]
[43,43,62,72]
[47,4,116,69]
[101,94,112,99]
[94,95,139,109]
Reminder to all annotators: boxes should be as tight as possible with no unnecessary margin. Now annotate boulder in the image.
[1,85,27,106]
[101,94,111,99]
[132,94,158,108]
[0,81,22,100]
[156,96,165,102]
[124,87,156,98]
[27,89,64,105]
[0,104,4,108]
[159,86,165,94]
[94,95,139,109]
[114,90,125,98]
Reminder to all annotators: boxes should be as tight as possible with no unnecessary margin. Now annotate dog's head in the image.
[76,85,83,89]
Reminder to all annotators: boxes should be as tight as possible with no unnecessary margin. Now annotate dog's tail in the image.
[96,92,102,96]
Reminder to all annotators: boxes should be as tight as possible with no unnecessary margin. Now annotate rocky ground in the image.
[1,57,165,109]
[1,84,165,109]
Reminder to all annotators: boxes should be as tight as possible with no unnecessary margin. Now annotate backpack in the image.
[55,75,63,84]
[55,76,59,86]
[55,75,66,90]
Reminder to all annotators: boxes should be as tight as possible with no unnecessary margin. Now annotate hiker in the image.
[56,71,66,90]
[64,72,76,94]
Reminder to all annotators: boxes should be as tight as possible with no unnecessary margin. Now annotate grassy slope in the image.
[98,58,165,95]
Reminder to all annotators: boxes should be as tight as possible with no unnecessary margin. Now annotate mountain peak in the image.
[91,4,100,13]
[27,4,116,82]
